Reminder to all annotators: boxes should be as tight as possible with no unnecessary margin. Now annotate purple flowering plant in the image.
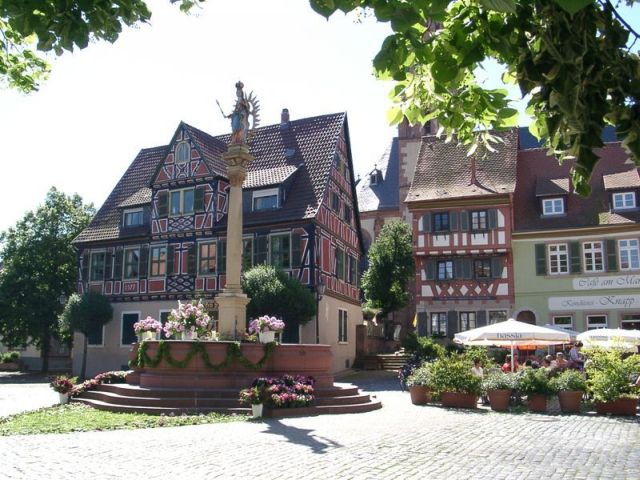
[50,375,77,394]
[248,315,285,335]
[163,300,212,338]
[133,316,162,334]
[239,374,315,409]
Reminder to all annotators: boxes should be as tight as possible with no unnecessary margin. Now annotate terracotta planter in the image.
[409,385,432,405]
[487,389,511,412]
[527,394,547,413]
[595,398,638,416]
[558,391,583,414]
[441,391,478,409]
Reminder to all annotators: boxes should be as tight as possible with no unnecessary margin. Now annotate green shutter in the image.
[291,234,302,268]
[166,246,174,276]
[157,191,169,218]
[462,258,472,279]
[113,250,123,280]
[488,209,498,229]
[606,239,618,272]
[139,245,149,278]
[81,252,90,283]
[450,211,459,230]
[535,244,547,275]
[217,240,227,274]
[447,310,458,339]
[460,211,469,231]
[255,235,268,265]
[453,258,463,279]
[194,187,205,213]
[187,244,197,275]
[491,257,504,278]
[425,259,435,280]
[569,242,581,274]
[104,251,113,279]
[476,310,487,327]
[422,213,431,233]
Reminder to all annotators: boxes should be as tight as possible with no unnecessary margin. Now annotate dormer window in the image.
[370,170,380,185]
[175,142,190,164]
[253,188,279,211]
[612,191,636,210]
[542,197,565,216]
[123,208,144,227]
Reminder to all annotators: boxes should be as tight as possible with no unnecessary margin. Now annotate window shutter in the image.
[462,258,472,279]
[166,245,175,276]
[104,251,113,279]
[606,239,618,272]
[460,211,469,231]
[491,257,504,278]
[113,250,123,280]
[450,211,459,230]
[291,234,302,268]
[569,242,581,274]
[535,244,547,275]
[217,240,227,274]
[425,259,435,280]
[187,244,197,275]
[343,311,348,342]
[422,213,432,233]
[157,191,169,218]
[454,258,463,279]
[139,245,149,278]
[476,310,487,327]
[194,187,205,213]
[447,310,458,339]
[255,235,268,265]
[81,252,90,283]
[488,209,498,229]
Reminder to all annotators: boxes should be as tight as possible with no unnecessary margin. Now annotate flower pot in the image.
[558,391,583,414]
[181,330,196,341]
[58,393,69,405]
[441,391,477,409]
[142,331,156,341]
[527,394,547,413]
[409,385,431,405]
[595,398,638,416]
[251,403,263,418]
[487,389,511,412]
[259,331,275,344]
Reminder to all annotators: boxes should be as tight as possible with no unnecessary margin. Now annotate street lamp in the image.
[315,277,326,344]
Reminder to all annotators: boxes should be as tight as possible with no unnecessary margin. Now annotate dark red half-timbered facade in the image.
[73,111,365,376]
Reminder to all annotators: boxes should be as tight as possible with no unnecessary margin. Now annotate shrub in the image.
[1,351,20,363]
[429,356,483,396]
[518,369,554,397]
[585,349,640,403]
[406,363,432,388]
[550,369,587,393]
[402,334,445,361]
[482,372,517,392]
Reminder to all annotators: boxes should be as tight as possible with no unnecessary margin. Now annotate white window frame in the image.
[430,312,447,335]
[542,197,565,215]
[123,208,144,227]
[242,236,254,271]
[459,312,476,331]
[123,247,140,279]
[621,313,640,329]
[586,314,608,330]
[471,210,488,231]
[619,238,640,270]
[149,245,167,278]
[120,311,141,347]
[488,310,508,325]
[252,188,279,211]
[175,141,190,165]
[89,249,106,283]
[338,309,348,344]
[269,232,291,269]
[612,191,636,210]
[582,241,604,273]
[87,325,106,348]
[169,188,195,217]
[197,241,217,276]
[552,315,574,330]
[548,243,569,275]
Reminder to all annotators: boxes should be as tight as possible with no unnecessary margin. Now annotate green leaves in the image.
[554,0,593,15]
[479,0,517,14]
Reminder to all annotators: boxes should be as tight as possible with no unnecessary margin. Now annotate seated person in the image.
[502,354,519,373]
[555,352,569,369]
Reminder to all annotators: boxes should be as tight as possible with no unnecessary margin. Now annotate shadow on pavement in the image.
[0,372,51,385]
[335,370,402,393]
[263,420,344,454]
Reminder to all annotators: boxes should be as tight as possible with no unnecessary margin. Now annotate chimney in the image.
[281,108,290,125]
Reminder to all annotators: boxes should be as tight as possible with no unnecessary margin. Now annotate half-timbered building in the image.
[72,110,364,376]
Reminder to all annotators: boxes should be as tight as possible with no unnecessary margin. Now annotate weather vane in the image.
[216,81,260,145]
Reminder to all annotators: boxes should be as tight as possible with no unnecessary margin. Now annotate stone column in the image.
[216,144,253,338]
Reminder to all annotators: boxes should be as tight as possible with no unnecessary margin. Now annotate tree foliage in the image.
[59,291,113,379]
[361,220,414,316]
[241,264,316,327]
[0,187,95,372]
[310,0,640,195]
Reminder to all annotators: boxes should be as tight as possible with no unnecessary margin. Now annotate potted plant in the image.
[429,356,482,409]
[248,315,285,343]
[586,349,639,416]
[133,316,162,342]
[164,300,212,340]
[482,372,517,412]
[519,368,554,413]
[550,369,587,414]
[405,363,433,405]
[239,385,266,418]
[50,375,77,404]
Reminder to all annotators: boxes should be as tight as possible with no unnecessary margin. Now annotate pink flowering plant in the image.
[163,300,212,338]
[133,316,162,334]
[50,375,77,394]
[248,315,285,335]
[240,375,315,409]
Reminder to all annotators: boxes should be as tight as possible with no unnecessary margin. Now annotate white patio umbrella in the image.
[454,319,572,372]
[577,328,640,351]
[543,324,580,342]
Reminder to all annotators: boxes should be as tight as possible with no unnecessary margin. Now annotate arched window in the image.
[176,142,190,164]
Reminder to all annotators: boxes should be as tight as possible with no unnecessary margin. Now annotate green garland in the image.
[130,340,276,372]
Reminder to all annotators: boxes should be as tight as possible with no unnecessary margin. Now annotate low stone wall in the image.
[127,342,334,389]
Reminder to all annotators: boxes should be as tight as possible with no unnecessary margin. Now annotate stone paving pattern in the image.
[1,371,639,479]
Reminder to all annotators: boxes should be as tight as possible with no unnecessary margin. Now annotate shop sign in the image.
[573,274,640,291]
[549,295,640,311]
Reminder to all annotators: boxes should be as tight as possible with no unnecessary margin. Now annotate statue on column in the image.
[217,81,261,145]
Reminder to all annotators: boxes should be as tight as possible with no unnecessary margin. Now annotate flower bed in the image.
[240,375,315,409]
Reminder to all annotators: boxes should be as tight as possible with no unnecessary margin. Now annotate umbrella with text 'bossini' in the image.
[454,319,572,371]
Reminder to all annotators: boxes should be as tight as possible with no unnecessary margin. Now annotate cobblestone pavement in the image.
[1,370,639,480]
[0,373,59,417]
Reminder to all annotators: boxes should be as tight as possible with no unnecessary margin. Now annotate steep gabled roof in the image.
[406,129,518,203]
[74,146,167,243]
[356,138,400,213]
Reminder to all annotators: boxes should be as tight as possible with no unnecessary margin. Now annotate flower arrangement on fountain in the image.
[248,315,285,334]
[134,316,162,341]
[163,300,212,339]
